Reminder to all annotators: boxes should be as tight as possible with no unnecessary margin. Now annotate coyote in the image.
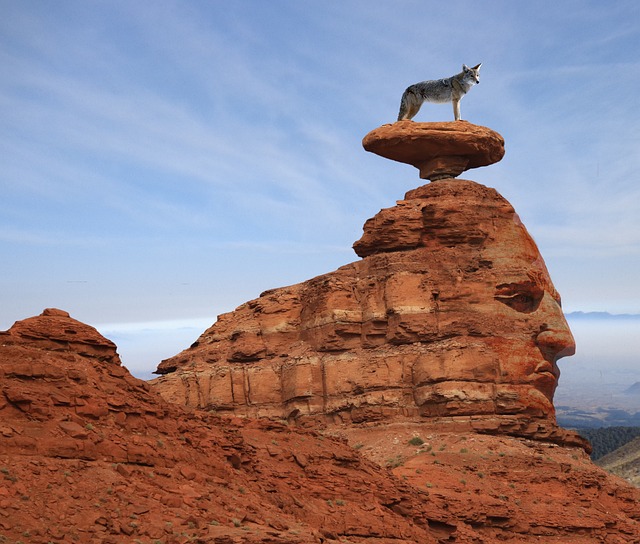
[397,63,481,121]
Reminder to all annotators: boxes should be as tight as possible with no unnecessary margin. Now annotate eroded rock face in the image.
[0,309,438,542]
[7,307,120,363]
[3,119,639,541]
[339,423,640,542]
[2,310,639,542]
[152,179,582,448]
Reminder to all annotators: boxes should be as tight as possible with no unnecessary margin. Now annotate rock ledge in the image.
[363,121,505,180]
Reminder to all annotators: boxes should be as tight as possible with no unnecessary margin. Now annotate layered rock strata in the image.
[2,309,639,542]
[3,121,640,542]
[153,175,581,447]
[146,121,640,541]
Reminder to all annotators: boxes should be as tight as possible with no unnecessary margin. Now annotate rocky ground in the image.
[337,423,640,542]
[0,309,436,544]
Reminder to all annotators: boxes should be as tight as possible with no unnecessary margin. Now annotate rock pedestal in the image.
[143,124,640,540]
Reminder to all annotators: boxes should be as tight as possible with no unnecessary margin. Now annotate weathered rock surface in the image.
[152,179,582,449]
[147,120,640,540]
[362,121,505,180]
[0,309,439,543]
[337,423,640,543]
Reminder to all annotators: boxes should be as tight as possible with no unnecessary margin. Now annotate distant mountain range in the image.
[626,382,640,395]
[558,406,640,429]
[595,435,640,487]
[565,311,640,320]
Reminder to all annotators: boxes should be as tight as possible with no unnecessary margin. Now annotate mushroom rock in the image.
[147,122,640,538]
[362,121,505,180]
[4,120,639,541]
[151,126,580,449]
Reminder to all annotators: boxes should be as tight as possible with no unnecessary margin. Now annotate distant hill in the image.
[625,382,640,395]
[565,311,640,320]
[596,436,640,487]
[558,406,640,428]
[576,426,640,460]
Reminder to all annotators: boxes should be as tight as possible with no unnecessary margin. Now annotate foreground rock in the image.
[2,310,639,543]
[0,310,437,543]
[336,423,640,543]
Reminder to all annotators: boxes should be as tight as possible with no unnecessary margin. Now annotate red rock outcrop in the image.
[148,122,640,541]
[0,309,442,543]
[338,423,640,543]
[3,122,639,543]
[152,177,581,449]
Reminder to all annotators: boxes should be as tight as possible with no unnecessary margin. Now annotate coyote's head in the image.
[463,63,482,84]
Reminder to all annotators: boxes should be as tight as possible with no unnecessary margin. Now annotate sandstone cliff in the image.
[152,125,578,449]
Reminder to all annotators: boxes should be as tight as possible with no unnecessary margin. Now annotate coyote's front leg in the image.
[452,98,461,121]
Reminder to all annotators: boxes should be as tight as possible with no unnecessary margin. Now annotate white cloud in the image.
[96,316,219,379]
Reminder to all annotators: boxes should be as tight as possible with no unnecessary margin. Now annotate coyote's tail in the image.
[397,91,408,121]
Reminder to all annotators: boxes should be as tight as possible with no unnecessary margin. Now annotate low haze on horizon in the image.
[2,2,639,389]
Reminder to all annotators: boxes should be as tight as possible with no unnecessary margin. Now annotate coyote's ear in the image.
[472,63,482,70]
[463,64,469,71]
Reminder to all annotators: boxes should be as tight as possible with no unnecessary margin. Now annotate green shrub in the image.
[386,455,404,468]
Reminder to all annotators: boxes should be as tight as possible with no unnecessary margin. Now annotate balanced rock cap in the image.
[363,120,505,181]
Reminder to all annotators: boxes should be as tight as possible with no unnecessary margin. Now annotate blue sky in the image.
[1,1,639,387]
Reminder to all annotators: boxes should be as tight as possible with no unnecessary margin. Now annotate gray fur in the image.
[397,63,481,121]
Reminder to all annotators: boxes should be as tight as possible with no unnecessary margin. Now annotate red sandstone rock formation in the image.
[147,121,640,540]
[2,309,639,542]
[339,423,640,543]
[152,177,581,448]
[0,309,437,543]
[362,121,504,180]
[3,122,639,542]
